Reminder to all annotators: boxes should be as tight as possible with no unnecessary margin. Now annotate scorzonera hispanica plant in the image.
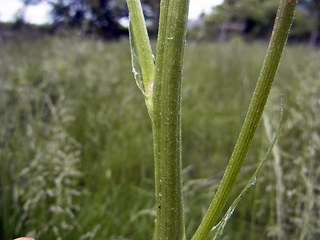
[126,0,297,239]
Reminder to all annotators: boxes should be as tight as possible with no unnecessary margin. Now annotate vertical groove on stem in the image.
[152,0,189,239]
[191,1,297,239]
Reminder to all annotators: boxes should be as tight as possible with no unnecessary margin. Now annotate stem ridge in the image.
[192,1,297,239]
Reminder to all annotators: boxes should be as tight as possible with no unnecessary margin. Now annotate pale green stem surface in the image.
[152,0,189,239]
[126,0,154,93]
[191,1,297,239]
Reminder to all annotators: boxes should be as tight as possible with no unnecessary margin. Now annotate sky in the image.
[0,0,223,25]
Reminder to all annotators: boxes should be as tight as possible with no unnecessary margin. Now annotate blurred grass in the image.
[0,37,319,240]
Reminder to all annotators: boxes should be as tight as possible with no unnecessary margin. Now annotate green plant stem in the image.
[191,1,297,239]
[126,0,154,91]
[152,0,189,239]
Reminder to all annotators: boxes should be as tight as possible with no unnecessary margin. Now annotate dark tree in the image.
[19,0,161,38]
[298,0,320,45]
[82,0,128,37]
[203,0,320,43]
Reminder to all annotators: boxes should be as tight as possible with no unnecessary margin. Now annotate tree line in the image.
[15,0,320,43]
[199,0,320,44]
[18,0,160,38]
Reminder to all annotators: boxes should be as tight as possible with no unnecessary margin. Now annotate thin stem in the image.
[152,0,189,239]
[126,0,154,91]
[191,1,297,239]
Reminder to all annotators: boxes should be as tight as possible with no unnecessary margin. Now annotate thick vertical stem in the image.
[152,0,189,239]
[191,0,297,239]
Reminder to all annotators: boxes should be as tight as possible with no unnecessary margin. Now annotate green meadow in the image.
[0,37,319,240]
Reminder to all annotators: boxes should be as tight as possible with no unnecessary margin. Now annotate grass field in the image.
[0,36,319,240]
